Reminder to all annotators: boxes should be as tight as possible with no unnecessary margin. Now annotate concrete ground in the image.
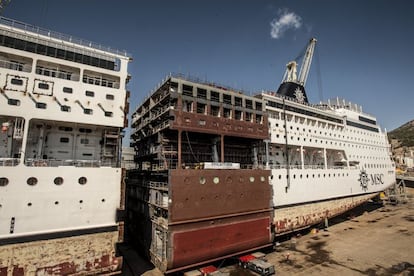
[123,187,414,275]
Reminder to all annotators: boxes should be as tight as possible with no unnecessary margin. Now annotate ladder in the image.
[13,118,24,139]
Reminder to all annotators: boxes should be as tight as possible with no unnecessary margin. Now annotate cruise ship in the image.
[127,38,395,272]
[0,17,131,275]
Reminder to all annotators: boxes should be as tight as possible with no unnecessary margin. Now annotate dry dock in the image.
[123,187,414,275]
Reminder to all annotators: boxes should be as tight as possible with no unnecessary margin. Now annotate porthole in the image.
[78,177,87,185]
[54,177,64,185]
[226,176,232,183]
[249,176,255,182]
[27,177,38,186]
[199,177,206,185]
[101,198,105,202]
[79,200,83,204]
[278,175,281,179]
[27,202,32,207]
[213,177,220,184]
[260,176,265,182]
[54,201,59,205]
[0,177,9,186]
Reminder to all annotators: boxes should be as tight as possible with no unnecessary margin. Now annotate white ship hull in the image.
[0,16,131,275]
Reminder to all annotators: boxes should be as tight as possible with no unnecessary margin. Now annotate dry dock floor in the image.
[124,187,414,275]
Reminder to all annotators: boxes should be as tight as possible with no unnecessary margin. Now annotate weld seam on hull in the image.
[169,208,273,226]
[274,191,379,209]
[0,225,118,246]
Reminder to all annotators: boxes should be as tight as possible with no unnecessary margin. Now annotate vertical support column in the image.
[300,146,304,169]
[220,134,224,163]
[265,139,270,169]
[178,130,182,169]
[323,148,327,169]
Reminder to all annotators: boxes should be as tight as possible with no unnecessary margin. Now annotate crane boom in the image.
[298,38,317,86]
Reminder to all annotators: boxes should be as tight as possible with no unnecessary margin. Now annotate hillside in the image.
[388,120,414,148]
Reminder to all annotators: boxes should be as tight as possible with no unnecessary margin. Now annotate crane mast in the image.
[276,38,317,104]
[298,38,317,86]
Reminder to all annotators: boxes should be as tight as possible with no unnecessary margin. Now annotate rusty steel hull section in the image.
[166,169,273,270]
[170,109,268,140]
[169,169,272,222]
[170,216,271,269]
[0,231,122,276]
[274,193,378,235]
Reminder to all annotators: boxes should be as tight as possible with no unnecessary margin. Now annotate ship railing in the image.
[0,59,31,72]
[0,158,20,166]
[36,66,80,81]
[147,181,169,191]
[24,158,118,168]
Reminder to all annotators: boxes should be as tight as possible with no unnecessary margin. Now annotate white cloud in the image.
[270,10,302,39]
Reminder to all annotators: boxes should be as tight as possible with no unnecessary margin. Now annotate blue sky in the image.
[4,0,414,140]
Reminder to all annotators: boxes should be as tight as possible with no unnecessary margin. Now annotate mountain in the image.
[388,120,414,148]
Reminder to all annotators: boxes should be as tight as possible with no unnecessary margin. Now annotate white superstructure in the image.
[0,17,131,274]
[255,38,395,234]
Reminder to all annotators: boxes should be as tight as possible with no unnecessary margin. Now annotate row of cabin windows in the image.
[56,127,93,133]
[59,137,90,144]
[181,83,263,111]
[6,99,113,116]
[2,52,120,89]
[10,78,115,100]
[0,34,117,71]
[62,87,114,100]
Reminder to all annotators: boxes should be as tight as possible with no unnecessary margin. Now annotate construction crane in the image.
[0,0,11,14]
[277,38,317,104]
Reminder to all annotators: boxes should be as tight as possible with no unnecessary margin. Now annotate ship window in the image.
[197,88,207,99]
[58,126,73,131]
[196,102,206,114]
[80,138,89,144]
[223,108,231,118]
[27,177,38,186]
[255,102,262,110]
[199,177,206,185]
[213,177,219,184]
[60,137,70,143]
[106,94,114,100]
[210,105,220,116]
[11,78,23,85]
[8,99,20,106]
[256,114,263,124]
[84,109,93,115]
[182,84,193,97]
[36,102,47,109]
[0,177,9,186]
[104,111,113,117]
[223,94,232,105]
[63,87,73,93]
[85,90,94,97]
[210,91,220,102]
[79,128,92,133]
[78,177,87,185]
[245,99,253,109]
[54,177,64,185]
[235,110,242,120]
[82,153,93,156]
[234,97,242,107]
[61,105,71,112]
[38,83,49,90]
[245,112,252,122]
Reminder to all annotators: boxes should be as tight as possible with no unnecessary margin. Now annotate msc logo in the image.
[358,170,369,191]
[358,170,384,191]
